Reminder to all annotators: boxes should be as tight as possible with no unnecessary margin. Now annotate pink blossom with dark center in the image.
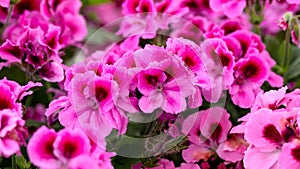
[279,140,300,168]
[28,126,115,169]
[27,126,60,168]
[182,107,233,162]
[137,68,187,114]
[53,129,91,162]
[229,55,268,108]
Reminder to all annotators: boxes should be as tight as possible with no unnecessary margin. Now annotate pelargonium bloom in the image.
[28,126,114,169]
[0,109,26,158]
[27,126,60,168]
[279,140,300,168]
[243,108,300,169]
[182,107,233,162]
[53,128,91,163]
[209,0,246,18]
[201,38,235,102]
[0,77,42,115]
[229,54,269,108]
[137,68,188,114]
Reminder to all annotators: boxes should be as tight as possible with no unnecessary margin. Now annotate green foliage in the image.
[15,156,31,169]
[82,0,111,5]
[111,156,140,169]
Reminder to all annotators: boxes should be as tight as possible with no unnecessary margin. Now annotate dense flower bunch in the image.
[1,0,300,169]
[27,126,114,169]
[0,0,87,82]
[233,87,300,169]
[0,78,41,157]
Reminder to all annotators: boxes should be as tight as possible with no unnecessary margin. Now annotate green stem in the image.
[5,5,13,26]
[25,94,33,108]
[284,28,291,70]
[0,4,14,42]
[12,155,16,169]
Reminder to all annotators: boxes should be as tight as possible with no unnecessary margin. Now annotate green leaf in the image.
[285,54,300,80]
[264,35,281,62]
[15,156,31,169]
[82,0,111,6]
[25,119,44,128]
[112,156,140,169]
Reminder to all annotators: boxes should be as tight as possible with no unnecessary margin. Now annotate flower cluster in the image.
[0,0,87,82]
[199,28,283,108]
[0,78,41,157]
[231,87,300,169]
[27,126,114,169]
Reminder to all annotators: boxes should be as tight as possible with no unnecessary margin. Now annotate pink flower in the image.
[229,55,268,108]
[220,20,242,35]
[151,159,175,169]
[40,0,87,45]
[209,0,246,18]
[137,68,187,114]
[201,38,235,102]
[13,0,40,15]
[251,86,288,112]
[0,78,42,115]
[0,109,26,158]
[27,126,60,168]
[166,38,211,89]
[182,107,232,162]
[28,126,114,169]
[278,140,300,168]
[53,129,91,162]
[244,109,285,151]
[0,81,21,112]
[182,107,232,145]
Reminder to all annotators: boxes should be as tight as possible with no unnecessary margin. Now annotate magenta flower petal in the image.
[0,83,14,111]
[122,0,140,14]
[137,0,156,13]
